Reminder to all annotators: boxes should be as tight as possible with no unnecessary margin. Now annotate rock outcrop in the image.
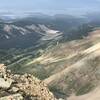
[0,64,57,100]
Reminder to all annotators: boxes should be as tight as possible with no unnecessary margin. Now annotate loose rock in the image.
[0,64,58,100]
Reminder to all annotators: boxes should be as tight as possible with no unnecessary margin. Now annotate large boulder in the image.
[0,78,13,89]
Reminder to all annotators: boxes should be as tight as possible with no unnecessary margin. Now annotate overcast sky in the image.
[0,0,100,15]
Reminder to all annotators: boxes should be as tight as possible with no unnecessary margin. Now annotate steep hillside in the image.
[0,22,62,49]
[0,15,100,99]
[0,14,90,49]
[43,29,100,99]
[2,28,100,99]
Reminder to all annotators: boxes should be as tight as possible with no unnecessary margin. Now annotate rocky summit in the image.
[0,64,58,100]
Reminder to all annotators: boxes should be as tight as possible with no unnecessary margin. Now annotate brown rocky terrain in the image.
[0,64,58,100]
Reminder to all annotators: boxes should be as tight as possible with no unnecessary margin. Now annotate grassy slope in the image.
[43,30,100,98]
[0,29,100,99]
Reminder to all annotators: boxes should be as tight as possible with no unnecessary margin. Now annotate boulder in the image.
[0,78,13,89]
[0,94,23,100]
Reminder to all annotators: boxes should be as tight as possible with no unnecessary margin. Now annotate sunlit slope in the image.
[42,29,100,98]
[5,29,100,99]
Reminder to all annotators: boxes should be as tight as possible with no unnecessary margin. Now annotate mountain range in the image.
[0,13,100,100]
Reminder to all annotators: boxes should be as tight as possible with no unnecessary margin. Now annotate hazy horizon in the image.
[0,0,100,16]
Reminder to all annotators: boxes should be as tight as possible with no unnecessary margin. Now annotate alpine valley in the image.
[0,13,100,100]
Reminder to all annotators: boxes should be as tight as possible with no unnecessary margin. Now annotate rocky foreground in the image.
[0,64,60,100]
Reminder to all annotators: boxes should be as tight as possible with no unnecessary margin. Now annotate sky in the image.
[0,0,100,15]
